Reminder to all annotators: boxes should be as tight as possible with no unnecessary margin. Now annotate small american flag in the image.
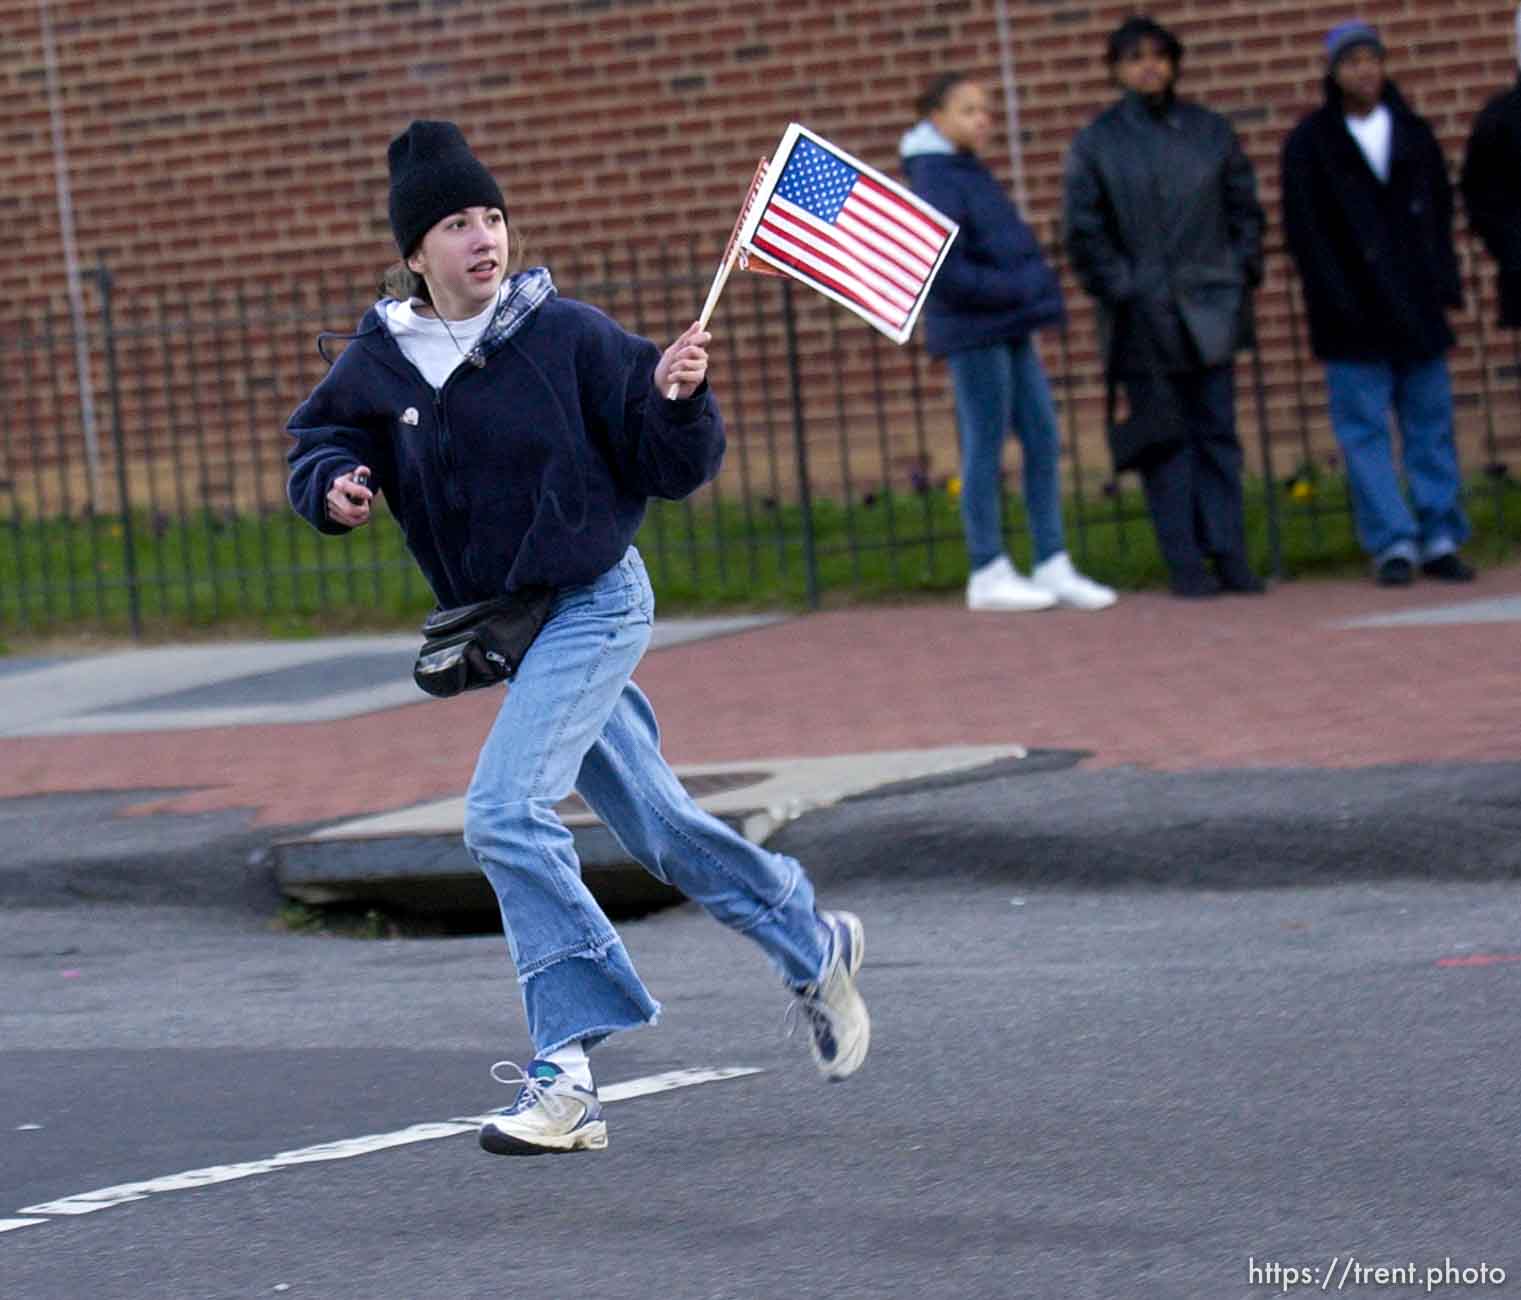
[738,125,957,345]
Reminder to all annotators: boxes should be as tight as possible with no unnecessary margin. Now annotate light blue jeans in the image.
[946,337,1066,569]
[462,547,831,1056]
[1324,357,1470,564]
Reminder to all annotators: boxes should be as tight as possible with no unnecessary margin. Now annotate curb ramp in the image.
[273,745,1029,917]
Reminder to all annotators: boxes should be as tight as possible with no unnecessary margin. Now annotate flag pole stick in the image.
[665,157,770,399]
[695,242,739,330]
[665,241,740,399]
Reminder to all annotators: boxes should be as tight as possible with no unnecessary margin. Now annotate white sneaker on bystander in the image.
[965,555,1057,612]
[1031,552,1118,611]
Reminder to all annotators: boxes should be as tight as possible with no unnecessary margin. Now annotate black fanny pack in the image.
[413,587,556,698]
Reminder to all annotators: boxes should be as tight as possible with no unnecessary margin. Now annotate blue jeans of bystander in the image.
[946,337,1067,569]
[462,547,831,1056]
[1324,357,1470,564]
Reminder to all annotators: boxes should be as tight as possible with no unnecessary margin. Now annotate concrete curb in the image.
[273,745,1030,916]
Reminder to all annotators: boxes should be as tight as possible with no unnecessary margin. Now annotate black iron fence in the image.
[1,237,1518,637]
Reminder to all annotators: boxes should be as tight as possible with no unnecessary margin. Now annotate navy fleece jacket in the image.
[286,271,724,606]
[899,121,1064,357]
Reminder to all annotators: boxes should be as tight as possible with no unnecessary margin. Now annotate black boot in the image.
[1170,569,1222,599]
[1420,553,1476,582]
[1215,555,1266,595]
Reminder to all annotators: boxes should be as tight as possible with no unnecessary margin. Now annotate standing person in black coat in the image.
[1461,5,1521,332]
[1282,22,1475,586]
[902,72,1117,612]
[1063,15,1266,599]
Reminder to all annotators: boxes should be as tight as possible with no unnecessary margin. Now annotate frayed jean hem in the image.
[519,930,663,1055]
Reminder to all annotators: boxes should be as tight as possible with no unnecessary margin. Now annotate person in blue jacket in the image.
[287,121,869,1156]
[902,73,1116,613]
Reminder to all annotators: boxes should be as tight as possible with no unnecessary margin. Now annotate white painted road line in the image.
[563,1066,760,1107]
[0,1220,48,1234]
[11,1067,761,1224]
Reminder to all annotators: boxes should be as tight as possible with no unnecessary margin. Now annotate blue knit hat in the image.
[387,120,507,257]
[1325,20,1384,69]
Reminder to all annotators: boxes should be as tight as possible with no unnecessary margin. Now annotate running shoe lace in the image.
[783,986,832,1041]
[488,1060,572,1119]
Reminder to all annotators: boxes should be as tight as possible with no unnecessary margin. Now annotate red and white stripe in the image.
[751,174,954,334]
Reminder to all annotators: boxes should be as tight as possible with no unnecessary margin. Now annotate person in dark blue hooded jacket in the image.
[287,121,870,1158]
[902,73,1116,613]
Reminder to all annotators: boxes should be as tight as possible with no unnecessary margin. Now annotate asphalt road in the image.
[5,763,1521,1300]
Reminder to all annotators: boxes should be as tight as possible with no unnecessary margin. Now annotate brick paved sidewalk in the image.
[2,565,1516,831]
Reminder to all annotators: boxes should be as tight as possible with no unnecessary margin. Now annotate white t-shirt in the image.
[1345,104,1392,183]
[384,295,498,389]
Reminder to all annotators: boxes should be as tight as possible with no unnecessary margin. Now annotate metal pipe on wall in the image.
[993,0,1029,210]
[39,0,101,508]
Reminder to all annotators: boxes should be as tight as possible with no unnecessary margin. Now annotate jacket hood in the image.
[379,265,556,349]
[898,120,958,160]
[321,266,556,373]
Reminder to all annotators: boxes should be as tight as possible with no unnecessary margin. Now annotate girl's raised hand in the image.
[655,322,711,400]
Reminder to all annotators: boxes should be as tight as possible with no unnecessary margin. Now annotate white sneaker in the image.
[478,1060,607,1155]
[1031,552,1117,611]
[791,910,870,1082]
[966,555,1057,612]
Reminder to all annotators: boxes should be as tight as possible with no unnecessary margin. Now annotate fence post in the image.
[780,279,820,609]
[1465,233,1506,532]
[1248,319,1283,580]
[1053,312,1091,569]
[96,256,143,639]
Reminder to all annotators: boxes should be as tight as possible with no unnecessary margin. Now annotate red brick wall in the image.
[4,0,1519,513]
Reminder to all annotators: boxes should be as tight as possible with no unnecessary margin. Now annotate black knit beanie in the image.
[387,120,507,257]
